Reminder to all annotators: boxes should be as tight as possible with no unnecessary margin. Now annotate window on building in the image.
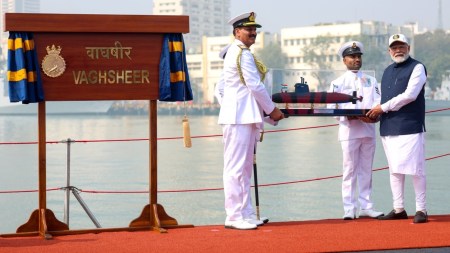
[188,62,202,71]
[210,61,224,70]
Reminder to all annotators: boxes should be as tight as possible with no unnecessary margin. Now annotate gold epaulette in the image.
[236,44,267,85]
[237,45,248,85]
[238,44,249,50]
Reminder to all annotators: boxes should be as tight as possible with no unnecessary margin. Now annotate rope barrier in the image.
[0,108,449,195]
[1,153,448,195]
[0,188,60,194]
[1,107,449,146]
[0,124,337,145]
[425,107,450,114]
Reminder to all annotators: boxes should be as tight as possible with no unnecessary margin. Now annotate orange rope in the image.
[0,108,449,194]
[1,153,448,195]
[0,123,336,145]
[1,107,449,146]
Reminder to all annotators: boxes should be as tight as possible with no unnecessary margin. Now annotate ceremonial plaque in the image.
[4,13,190,239]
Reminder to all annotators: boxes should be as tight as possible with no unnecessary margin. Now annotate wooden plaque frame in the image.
[3,13,191,239]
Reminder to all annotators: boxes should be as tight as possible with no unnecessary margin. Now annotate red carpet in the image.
[1,215,450,253]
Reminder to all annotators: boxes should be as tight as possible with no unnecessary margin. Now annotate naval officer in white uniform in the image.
[216,12,284,230]
[328,41,384,220]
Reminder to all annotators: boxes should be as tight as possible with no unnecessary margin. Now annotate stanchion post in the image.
[63,138,72,226]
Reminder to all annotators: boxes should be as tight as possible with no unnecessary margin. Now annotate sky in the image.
[40,0,449,33]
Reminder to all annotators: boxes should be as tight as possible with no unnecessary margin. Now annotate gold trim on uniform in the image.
[236,45,268,85]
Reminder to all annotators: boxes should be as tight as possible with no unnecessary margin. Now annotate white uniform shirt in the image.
[215,72,225,106]
[217,40,275,128]
[328,71,380,141]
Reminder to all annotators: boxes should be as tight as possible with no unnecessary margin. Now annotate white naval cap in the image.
[389,34,409,47]
[219,44,231,59]
[228,12,261,28]
[338,41,364,57]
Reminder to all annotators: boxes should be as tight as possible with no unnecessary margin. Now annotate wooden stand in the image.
[3,13,192,239]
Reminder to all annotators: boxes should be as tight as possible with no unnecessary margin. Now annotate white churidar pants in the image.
[389,173,427,211]
[222,123,259,221]
[382,133,426,211]
[340,137,376,213]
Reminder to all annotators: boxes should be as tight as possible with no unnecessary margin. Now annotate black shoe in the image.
[413,211,428,223]
[378,209,408,220]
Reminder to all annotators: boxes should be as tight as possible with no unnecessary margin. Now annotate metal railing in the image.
[61,138,101,228]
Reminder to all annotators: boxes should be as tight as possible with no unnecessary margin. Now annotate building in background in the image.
[280,21,418,91]
[153,0,230,54]
[2,1,440,107]
[187,32,277,104]
[1,0,40,59]
[188,21,417,103]
[0,0,40,97]
[433,70,450,100]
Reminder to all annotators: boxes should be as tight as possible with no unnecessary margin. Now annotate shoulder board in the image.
[238,44,249,50]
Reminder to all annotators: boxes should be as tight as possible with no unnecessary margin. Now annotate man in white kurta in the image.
[216,12,284,230]
[367,34,428,223]
[328,41,384,220]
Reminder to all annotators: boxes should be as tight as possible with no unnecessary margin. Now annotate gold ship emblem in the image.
[42,45,66,78]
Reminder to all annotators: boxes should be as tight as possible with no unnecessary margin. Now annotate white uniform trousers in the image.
[222,123,259,221]
[340,137,376,213]
[382,133,426,211]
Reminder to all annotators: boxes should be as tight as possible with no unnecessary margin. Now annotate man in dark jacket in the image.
[366,34,428,223]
